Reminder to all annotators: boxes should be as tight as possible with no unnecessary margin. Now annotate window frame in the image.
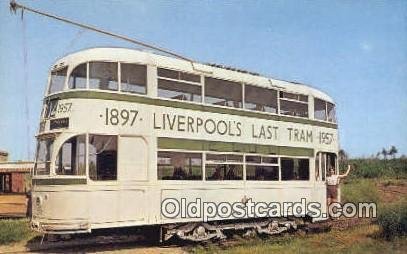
[54,134,87,176]
[119,61,148,95]
[243,84,279,114]
[87,134,118,182]
[245,154,280,181]
[48,66,68,95]
[157,67,203,104]
[278,91,309,118]
[204,76,243,109]
[280,157,310,181]
[157,149,204,181]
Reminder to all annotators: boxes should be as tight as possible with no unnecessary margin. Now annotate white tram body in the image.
[32,48,339,235]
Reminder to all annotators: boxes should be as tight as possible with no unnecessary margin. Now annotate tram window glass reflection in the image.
[281,158,309,180]
[279,92,309,118]
[48,67,67,94]
[68,63,87,89]
[205,153,243,180]
[121,63,147,94]
[89,62,118,91]
[158,68,201,83]
[158,79,201,102]
[34,138,53,175]
[246,155,279,181]
[89,135,117,181]
[314,98,327,121]
[327,103,336,123]
[244,85,278,113]
[157,151,202,180]
[55,135,86,175]
[205,77,242,108]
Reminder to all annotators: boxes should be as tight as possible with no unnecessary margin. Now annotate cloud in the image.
[360,42,372,52]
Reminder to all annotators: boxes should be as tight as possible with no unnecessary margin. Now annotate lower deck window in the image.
[158,151,202,180]
[205,154,243,180]
[89,135,117,181]
[246,155,279,181]
[34,138,53,175]
[281,158,309,180]
[55,135,86,175]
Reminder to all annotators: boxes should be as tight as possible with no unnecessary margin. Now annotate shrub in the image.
[377,199,407,240]
[0,219,33,244]
[347,158,407,179]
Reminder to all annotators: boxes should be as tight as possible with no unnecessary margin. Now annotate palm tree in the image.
[388,146,398,159]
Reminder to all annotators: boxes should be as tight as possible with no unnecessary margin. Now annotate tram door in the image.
[117,135,148,222]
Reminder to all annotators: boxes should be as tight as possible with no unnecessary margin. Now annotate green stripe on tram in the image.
[33,178,87,185]
[158,137,314,157]
[48,91,338,129]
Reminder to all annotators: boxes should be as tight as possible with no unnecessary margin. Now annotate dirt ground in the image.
[377,181,407,203]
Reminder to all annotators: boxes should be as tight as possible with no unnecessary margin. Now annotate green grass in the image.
[341,178,380,204]
[189,224,407,254]
[377,198,407,240]
[0,219,36,245]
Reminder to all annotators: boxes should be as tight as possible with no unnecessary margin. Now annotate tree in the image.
[338,149,348,167]
[381,148,388,160]
[388,146,398,159]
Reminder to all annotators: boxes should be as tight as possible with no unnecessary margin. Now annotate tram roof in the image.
[53,47,335,103]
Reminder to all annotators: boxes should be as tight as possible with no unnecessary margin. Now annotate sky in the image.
[0,0,406,160]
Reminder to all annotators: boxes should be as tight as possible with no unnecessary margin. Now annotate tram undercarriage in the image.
[161,217,303,242]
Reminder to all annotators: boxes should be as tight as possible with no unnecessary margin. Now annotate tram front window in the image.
[89,135,117,181]
[48,67,67,94]
[34,138,54,175]
[68,63,87,89]
[55,135,86,175]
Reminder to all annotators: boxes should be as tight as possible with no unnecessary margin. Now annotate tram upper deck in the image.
[41,47,337,125]
[35,47,338,179]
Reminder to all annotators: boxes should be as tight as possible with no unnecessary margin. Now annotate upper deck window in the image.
[327,102,336,123]
[244,85,278,113]
[48,67,67,94]
[314,98,336,123]
[121,63,147,94]
[314,98,327,121]
[279,91,308,118]
[89,62,118,91]
[205,77,242,108]
[157,68,201,102]
[68,63,87,89]
[158,68,201,83]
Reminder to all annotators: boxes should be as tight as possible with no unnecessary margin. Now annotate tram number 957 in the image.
[103,108,139,126]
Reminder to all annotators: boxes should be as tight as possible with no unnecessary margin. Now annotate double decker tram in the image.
[32,47,339,241]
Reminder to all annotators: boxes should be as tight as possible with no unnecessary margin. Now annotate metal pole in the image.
[9,0,194,62]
